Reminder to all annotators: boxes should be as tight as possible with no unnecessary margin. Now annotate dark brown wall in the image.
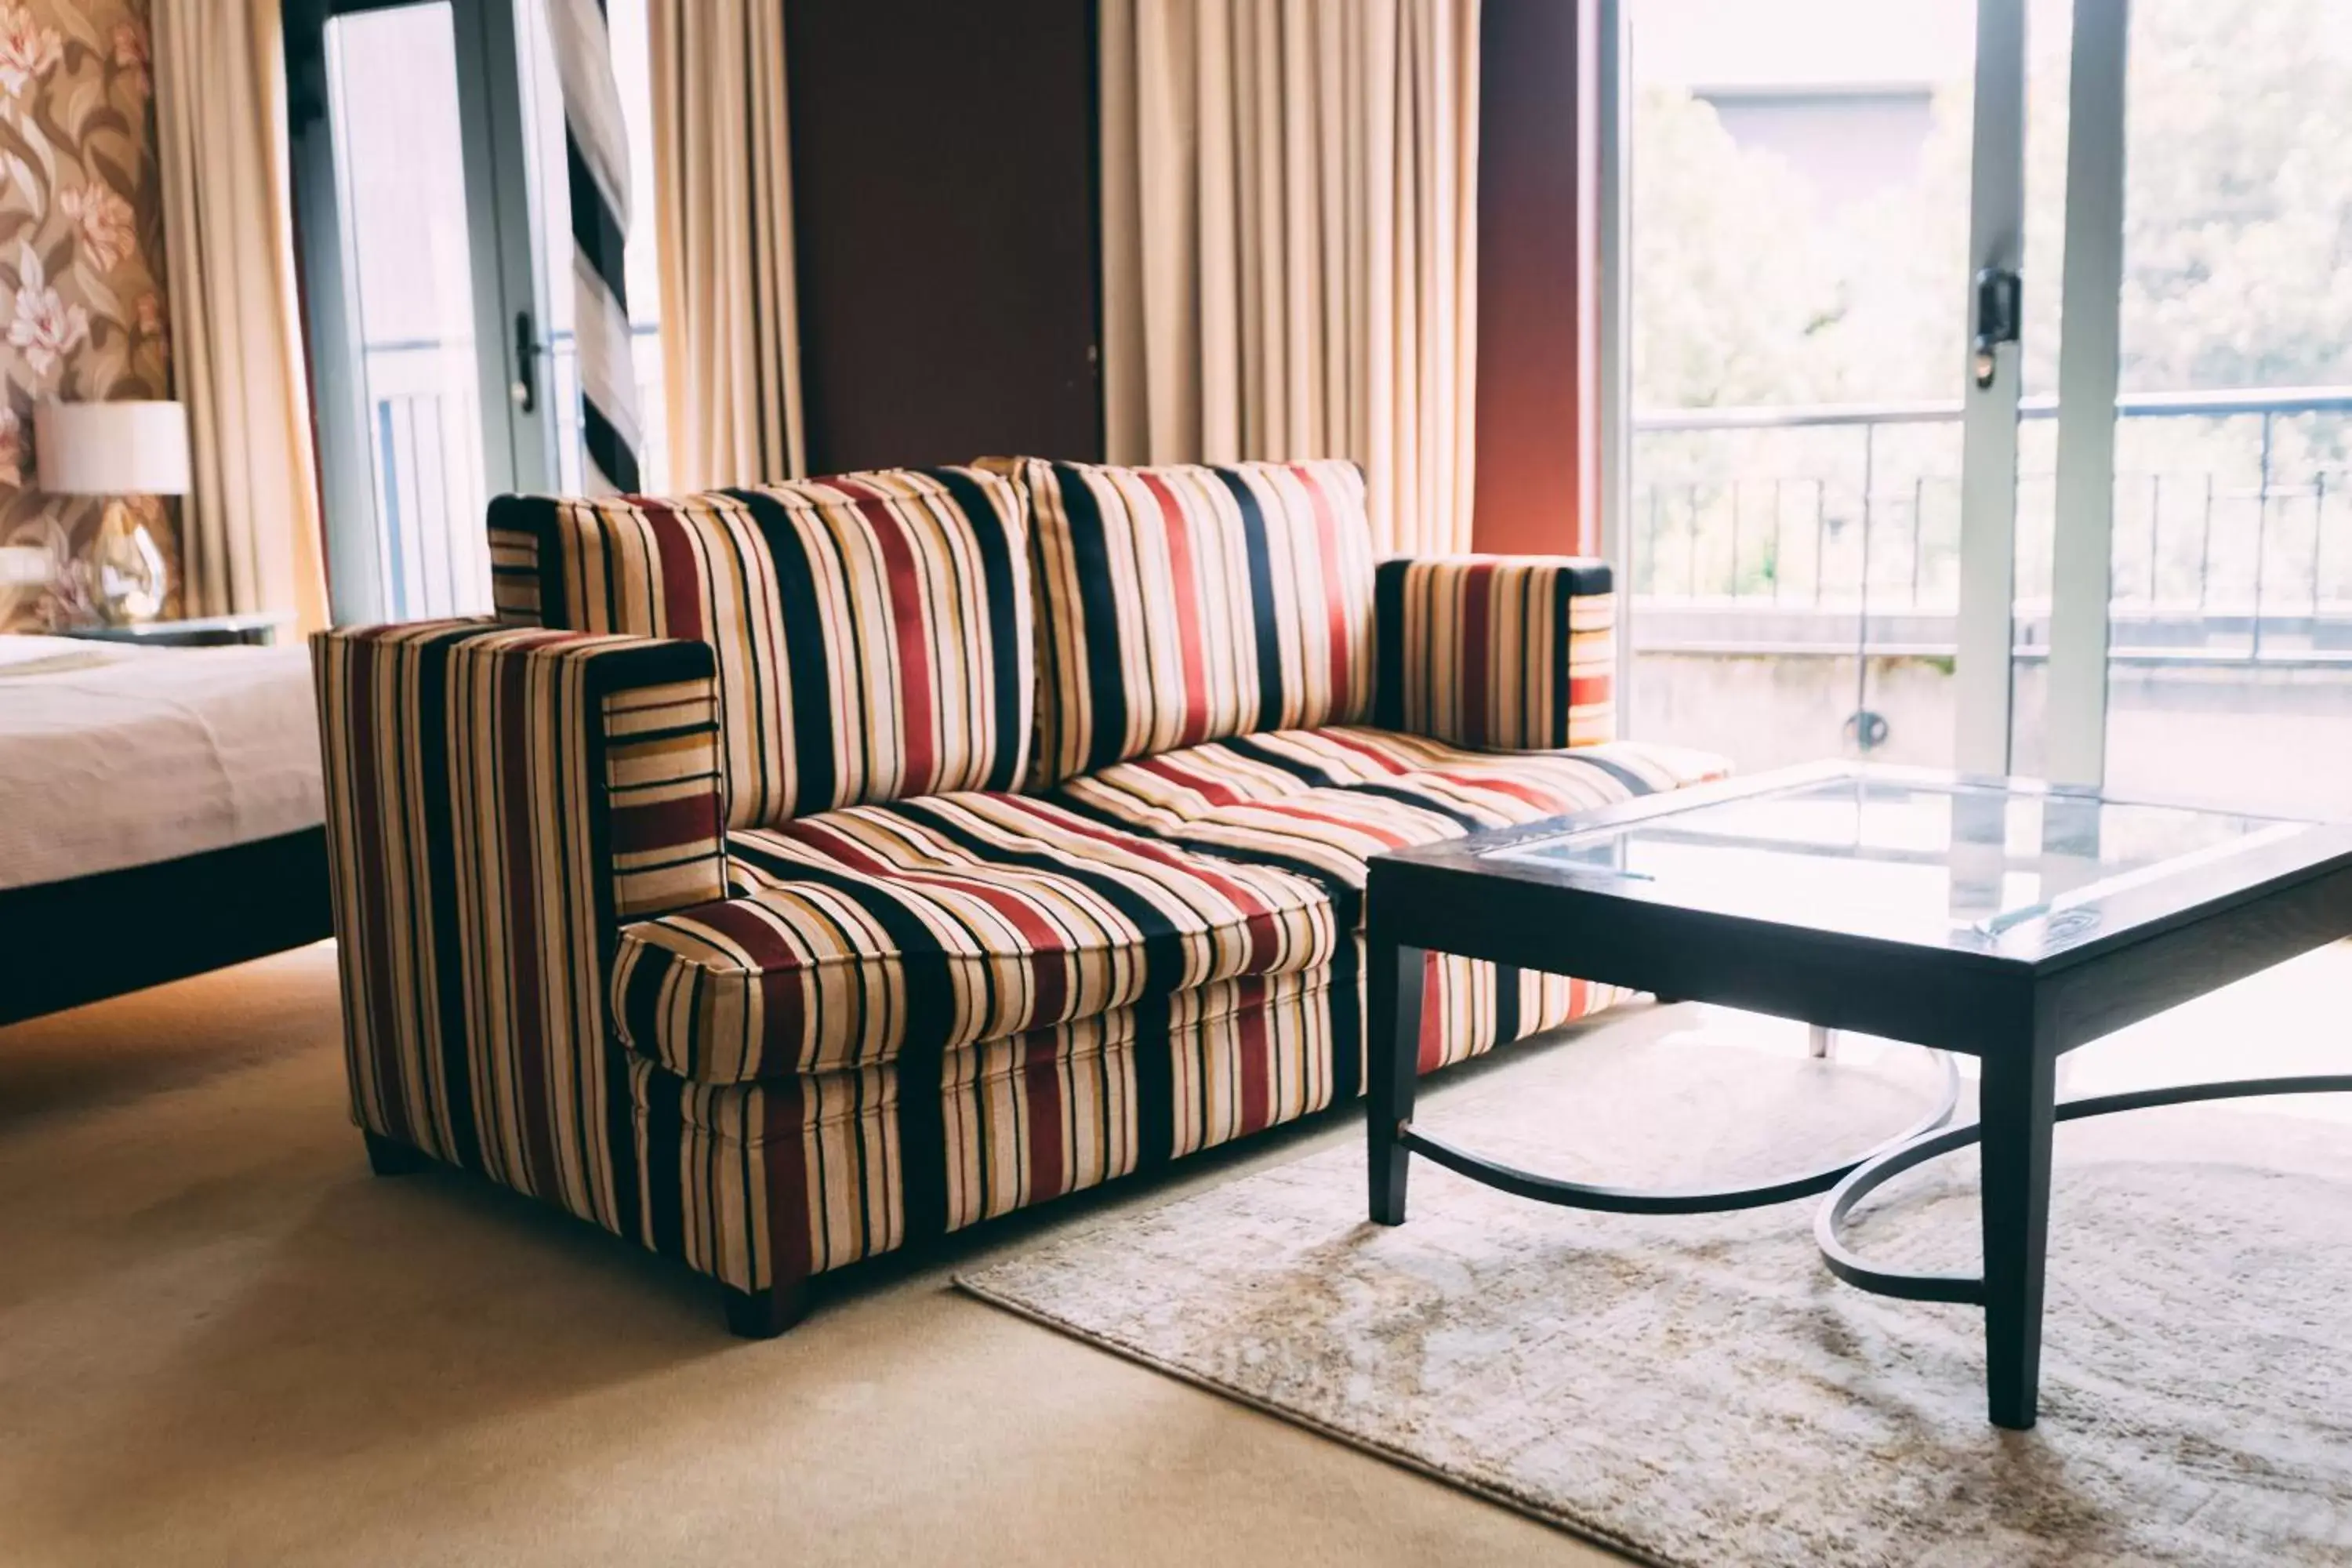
[785,0,1102,474]
[1472,0,1596,556]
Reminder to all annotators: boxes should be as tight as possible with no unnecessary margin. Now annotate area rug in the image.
[958,1027,2352,1567]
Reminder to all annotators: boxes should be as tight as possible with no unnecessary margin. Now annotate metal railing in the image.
[1631,387,2352,663]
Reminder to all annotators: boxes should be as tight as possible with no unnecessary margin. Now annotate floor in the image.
[2,941,2343,1566]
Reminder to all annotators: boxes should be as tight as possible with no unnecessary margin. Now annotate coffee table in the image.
[1364,762,2352,1428]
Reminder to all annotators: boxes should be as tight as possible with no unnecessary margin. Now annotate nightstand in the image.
[53,612,290,648]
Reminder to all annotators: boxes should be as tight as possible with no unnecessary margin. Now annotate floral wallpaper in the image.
[0,0,173,631]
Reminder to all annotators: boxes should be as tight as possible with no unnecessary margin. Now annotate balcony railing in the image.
[1631,387,2352,665]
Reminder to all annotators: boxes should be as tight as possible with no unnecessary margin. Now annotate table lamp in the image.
[36,398,190,625]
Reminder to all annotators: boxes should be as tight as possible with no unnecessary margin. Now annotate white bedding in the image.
[0,634,323,891]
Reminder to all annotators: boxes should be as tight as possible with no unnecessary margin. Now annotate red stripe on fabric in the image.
[1023,1033,1068,1201]
[1239,910,1283,978]
[498,653,564,1200]
[654,898,811,1073]
[1570,672,1612,708]
[1240,799,1414,844]
[838,479,939,791]
[1289,465,1356,706]
[761,1074,815,1292]
[1236,978,1271,1133]
[1139,472,1213,746]
[1417,949,1445,1073]
[608,792,721,855]
[637,499,709,641]
[1427,771,1564,811]
[1308,728,1417,777]
[1459,564,1494,749]
[1137,752,1253,808]
[344,640,413,1145]
[991,798,1288,923]
[783,819,1068,954]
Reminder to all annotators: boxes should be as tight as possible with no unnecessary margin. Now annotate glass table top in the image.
[1487,772,2315,955]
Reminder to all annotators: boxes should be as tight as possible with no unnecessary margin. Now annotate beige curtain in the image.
[649,0,805,490]
[1101,0,1479,555]
[151,0,328,630]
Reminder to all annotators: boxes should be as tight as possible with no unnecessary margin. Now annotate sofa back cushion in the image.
[1000,457,1377,783]
[488,467,1033,828]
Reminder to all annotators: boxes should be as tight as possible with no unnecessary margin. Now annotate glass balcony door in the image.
[285,0,553,625]
[1602,0,2031,777]
[2032,0,2352,819]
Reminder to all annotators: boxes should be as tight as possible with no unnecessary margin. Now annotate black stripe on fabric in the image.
[718,836,960,1245]
[1566,752,1659,797]
[582,400,641,495]
[897,1044,951,1245]
[1345,782,1486,833]
[1134,992,1175,1168]
[578,655,646,1243]
[1212,467,1288,733]
[1373,558,1409,730]
[728,489,837,816]
[1551,572,1573,743]
[1055,464,1132,775]
[639,1063,687,1260]
[886,800,1198,1000]
[923,466,1028,791]
[1492,962,1523,1048]
[565,136,630,303]
[621,946,677,1069]
[414,630,485,1174]
[488,493,568,625]
[1039,785,1365,924]
[1218,732,1345,789]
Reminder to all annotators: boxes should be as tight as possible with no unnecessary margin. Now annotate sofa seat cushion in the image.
[612,791,1338,1083]
[1054,727,1730,924]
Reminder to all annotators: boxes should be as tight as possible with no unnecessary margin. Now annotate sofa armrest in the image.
[1372,555,1616,750]
[310,619,728,1202]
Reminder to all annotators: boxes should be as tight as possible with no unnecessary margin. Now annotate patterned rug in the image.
[959,1025,2352,1567]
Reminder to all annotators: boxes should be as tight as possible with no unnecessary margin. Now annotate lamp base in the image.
[92,496,167,625]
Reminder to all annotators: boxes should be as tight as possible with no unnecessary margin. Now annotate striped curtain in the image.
[544,0,642,495]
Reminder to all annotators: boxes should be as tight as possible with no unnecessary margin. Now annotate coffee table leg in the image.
[1980,1040,2057,1429]
[1367,931,1426,1225]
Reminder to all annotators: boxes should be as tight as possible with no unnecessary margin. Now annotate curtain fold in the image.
[648,0,805,490]
[151,0,328,630]
[1101,0,1479,556]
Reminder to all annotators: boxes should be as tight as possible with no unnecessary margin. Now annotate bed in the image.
[0,634,329,1026]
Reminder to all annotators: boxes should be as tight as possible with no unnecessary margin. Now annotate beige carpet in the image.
[962,1032,2352,1568]
[0,943,1632,1568]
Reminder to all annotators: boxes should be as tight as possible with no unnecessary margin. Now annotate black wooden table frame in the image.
[1365,764,2352,1430]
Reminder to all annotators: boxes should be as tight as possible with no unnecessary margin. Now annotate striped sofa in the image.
[314,458,1725,1336]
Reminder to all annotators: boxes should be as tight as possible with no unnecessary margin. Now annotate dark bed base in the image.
[0,827,332,1028]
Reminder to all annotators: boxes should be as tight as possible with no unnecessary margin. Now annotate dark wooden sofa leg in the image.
[363,1130,432,1176]
[721,1279,813,1339]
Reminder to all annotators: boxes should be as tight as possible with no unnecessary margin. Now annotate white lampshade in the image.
[34,399,191,497]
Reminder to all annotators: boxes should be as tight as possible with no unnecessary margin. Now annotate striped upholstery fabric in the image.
[630,938,1625,1293]
[487,467,1033,828]
[995,456,1377,783]
[610,791,1336,1083]
[1058,727,1729,925]
[312,619,728,1235]
[1374,555,1617,750]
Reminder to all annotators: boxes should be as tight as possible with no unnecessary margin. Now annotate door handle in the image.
[1973,267,2022,390]
[510,310,539,413]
